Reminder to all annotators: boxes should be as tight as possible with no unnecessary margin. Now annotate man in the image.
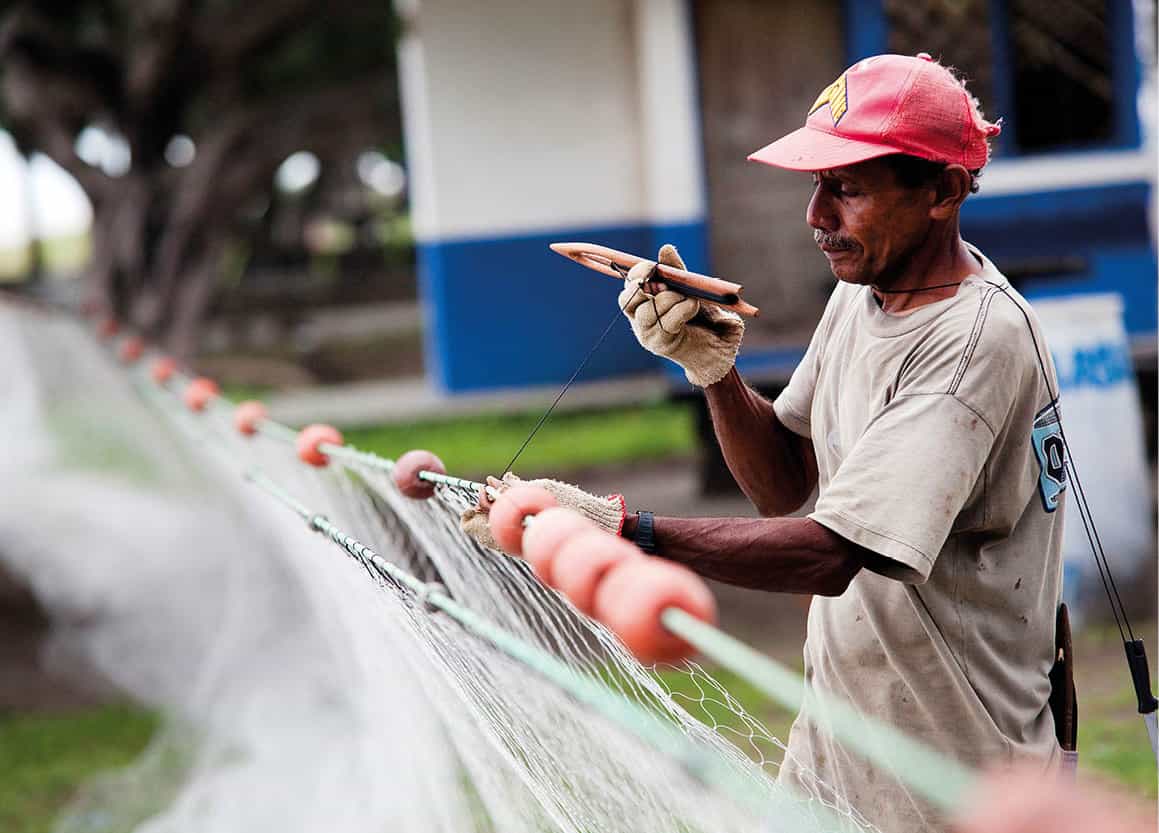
[465,53,1066,832]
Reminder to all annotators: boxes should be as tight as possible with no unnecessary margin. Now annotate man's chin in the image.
[822,252,870,284]
[830,265,873,285]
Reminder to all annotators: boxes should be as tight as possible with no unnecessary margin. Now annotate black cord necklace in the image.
[873,279,965,294]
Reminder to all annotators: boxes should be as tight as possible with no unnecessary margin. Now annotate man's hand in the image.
[461,473,626,553]
[619,244,744,387]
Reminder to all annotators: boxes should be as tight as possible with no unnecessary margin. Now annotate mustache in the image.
[814,230,857,250]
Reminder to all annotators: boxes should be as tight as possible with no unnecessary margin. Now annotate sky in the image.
[0,128,404,253]
[0,131,92,250]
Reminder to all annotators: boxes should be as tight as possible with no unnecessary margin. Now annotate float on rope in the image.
[118,336,145,364]
[234,401,268,436]
[151,356,178,384]
[392,449,446,499]
[103,323,978,813]
[296,423,344,467]
[96,316,120,340]
[183,377,220,412]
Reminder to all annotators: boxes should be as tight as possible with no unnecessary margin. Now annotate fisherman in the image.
[464,53,1067,833]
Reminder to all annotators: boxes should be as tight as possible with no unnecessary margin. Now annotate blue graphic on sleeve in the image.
[1031,403,1067,512]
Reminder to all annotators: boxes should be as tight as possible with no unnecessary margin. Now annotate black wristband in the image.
[633,510,657,554]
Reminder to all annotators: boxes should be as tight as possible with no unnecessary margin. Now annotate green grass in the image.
[0,705,158,833]
[657,665,797,765]
[341,400,697,478]
[668,659,1158,800]
[1074,624,1159,799]
[1078,694,1158,798]
[2,643,1153,833]
[219,383,277,403]
[0,234,91,280]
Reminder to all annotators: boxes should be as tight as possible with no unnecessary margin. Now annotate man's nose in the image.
[806,186,837,232]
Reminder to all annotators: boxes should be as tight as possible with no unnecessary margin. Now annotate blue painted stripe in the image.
[663,344,806,388]
[418,221,709,392]
[1110,0,1143,149]
[1020,248,1157,337]
[843,0,887,62]
[987,0,1016,158]
[963,182,1157,335]
[963,182,1152,253]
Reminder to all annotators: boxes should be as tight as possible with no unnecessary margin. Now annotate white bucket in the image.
[1030,293,1153,622]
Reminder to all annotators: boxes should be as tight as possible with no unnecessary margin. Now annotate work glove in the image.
[619,244,744,387]
[461,473,626,552]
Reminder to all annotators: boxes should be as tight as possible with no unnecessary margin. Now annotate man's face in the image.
[806,158,934,286]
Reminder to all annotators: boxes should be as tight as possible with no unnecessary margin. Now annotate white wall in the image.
[396,0,704,242]
[633,0,706,227]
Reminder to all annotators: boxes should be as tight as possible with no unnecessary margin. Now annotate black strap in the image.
[633,510,657,554]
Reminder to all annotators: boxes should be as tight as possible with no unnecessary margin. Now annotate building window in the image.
[883,0,1130,156]
[1008,0,1114,151]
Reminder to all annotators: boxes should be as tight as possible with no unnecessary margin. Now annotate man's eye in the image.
[838,185,859,197]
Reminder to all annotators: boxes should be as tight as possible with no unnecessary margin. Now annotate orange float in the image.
[234,400,268,436]
[118,336,144,363]
[96,317,119,339]
[151,357,177,384]
[487,485,558,556]
[521,507,595,581]
[392,449,447,499]
[296,423,343,467]
[549,529,640,615]
[184,377,220,412]
[593,558,717,664]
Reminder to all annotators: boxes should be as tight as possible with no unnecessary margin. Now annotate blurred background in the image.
[0,1,1155,830]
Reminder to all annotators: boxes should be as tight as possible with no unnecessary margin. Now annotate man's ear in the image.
[929,165,972,220]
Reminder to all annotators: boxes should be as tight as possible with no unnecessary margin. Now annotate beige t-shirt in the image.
[774,248,1065,833]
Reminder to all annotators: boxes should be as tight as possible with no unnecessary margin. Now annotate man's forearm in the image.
[621,514,862,596]
[703,368,815,516]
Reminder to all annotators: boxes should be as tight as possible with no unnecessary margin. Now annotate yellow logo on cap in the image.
[809,73,848,125]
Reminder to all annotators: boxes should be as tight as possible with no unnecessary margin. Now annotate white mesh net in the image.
[0,302,880,833]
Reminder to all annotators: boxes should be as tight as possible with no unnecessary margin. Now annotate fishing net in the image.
[0,302,880,833]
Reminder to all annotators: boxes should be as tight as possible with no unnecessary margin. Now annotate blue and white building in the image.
[395,0,1156,392]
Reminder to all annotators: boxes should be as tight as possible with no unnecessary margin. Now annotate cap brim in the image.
[747,125,903,171]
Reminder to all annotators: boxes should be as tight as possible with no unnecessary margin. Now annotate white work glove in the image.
[461,473,626,551]
[619,244,744,387]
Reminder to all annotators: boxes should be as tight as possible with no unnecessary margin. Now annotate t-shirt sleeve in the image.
[810,392,998,584]
[773,286,847,438]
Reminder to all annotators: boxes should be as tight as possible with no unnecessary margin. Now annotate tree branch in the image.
[198,0,322,70]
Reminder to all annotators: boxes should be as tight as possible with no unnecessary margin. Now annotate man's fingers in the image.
[657,243,686,270]
[653,291,699,324]
[618,283,650,315]
[625,260,654,284]
[635,291,699,331]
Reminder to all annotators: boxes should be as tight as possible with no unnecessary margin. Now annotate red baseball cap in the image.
[748,53,1001,172]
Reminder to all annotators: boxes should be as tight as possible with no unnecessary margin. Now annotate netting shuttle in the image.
[550,242,761,318]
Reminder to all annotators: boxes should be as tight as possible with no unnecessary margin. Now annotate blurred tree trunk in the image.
[18,151,43,283]
[0,1,400,358]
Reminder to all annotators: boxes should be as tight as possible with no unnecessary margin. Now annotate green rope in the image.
[661,609,976,812]
[255,418,298,444]
[417,470,499,499]
[135,344,975,817]
[242,469,796,820]
[417,470,482,491]
[319,442,396,469]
